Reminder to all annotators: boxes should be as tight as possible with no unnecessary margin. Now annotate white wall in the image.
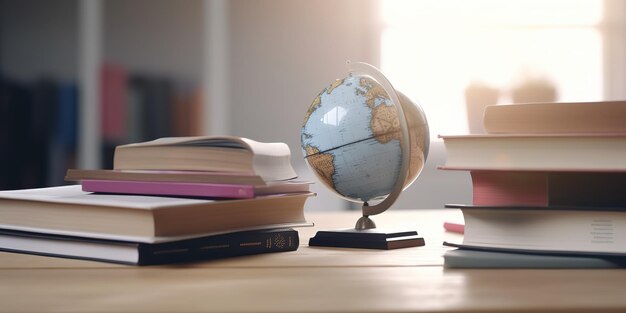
[228,0,379,211]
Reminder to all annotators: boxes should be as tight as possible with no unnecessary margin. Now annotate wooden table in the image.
[1,209,626,313]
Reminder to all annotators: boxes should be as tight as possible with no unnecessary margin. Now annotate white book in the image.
[446,204,626,255]
[440,134,626,171]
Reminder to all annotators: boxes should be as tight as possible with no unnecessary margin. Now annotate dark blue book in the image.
[47,83,78,186]
[57,84,78,148]
[0,228,299,266]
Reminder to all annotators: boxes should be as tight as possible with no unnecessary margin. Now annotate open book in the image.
[112,136,298,182]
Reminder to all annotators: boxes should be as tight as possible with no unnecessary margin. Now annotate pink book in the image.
[470,170,626,207]
[100,63,127,141]
[81,180,255,199]
[443,222,465,234]
[471,171,547,206]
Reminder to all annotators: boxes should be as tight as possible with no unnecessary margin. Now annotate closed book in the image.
[445,204,626,256]
[126,75,146,143]
[65,169,268,186]
[29,79,59,188]
[47,84,78,186]
[483,101,626,134]
[443,247,626,269]
[0,185,313,243]
[439,134,626,171]
[0,228,299,266]
[113,136,297,182]
[100,63,127,141]
[57,84,78,147]
[141,77,173,140]
[468,170,626,207]
[80,179,311,199]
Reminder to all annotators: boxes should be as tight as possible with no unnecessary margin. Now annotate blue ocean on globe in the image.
[301,75,407,202]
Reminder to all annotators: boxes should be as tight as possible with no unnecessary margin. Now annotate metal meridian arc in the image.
[346,61,411,220]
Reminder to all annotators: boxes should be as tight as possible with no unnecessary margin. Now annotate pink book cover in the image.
[81,179,255,199]
[443,222,465,234]
[471,171,548,206]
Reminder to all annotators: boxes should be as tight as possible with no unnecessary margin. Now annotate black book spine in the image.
[137,228,299,265]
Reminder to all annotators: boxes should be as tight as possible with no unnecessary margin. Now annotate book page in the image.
[118,136,250,149]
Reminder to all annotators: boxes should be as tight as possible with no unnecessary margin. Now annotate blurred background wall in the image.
[1,0,625,211]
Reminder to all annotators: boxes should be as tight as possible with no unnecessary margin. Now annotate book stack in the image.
[439,101,626,268]
[0,136,314,265]
[67,136,311,199]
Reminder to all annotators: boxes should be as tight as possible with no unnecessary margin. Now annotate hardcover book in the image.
[0,228,299,265]
[443,247,626,268]
[80,179,311,199]
[483,100,626,134]
[0,185,312,243]
[100,63,127,141]
[439,134,626,171]
[467,170,626,207]
[445,204,626,256]
[65,169,269,186]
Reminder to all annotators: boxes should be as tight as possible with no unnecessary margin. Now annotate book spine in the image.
[137,229,299,265]
[81,179,256,199]
[100,63,128,141]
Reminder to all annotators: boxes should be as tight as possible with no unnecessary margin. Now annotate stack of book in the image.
[0,136,314,265]
[67,136,311,199]
[439,101,626,268]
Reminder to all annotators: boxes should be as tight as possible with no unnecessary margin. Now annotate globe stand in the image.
[308,228,425,250]
[309,204,425,250]
[308,62,426,250]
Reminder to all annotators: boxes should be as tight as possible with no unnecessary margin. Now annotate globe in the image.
[301,63,429,207]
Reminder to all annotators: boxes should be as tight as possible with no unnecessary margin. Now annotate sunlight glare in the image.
[380,0,603,138]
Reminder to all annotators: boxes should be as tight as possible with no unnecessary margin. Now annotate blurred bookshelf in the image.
[0,0,225,190]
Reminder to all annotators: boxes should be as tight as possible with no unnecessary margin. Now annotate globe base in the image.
[308,228,425,250]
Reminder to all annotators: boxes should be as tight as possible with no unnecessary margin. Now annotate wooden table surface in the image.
[1,209,626,313]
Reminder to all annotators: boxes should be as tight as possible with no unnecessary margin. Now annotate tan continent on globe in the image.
[303,95,321,125]
[303,78,345,125]
[305,145,336,189]
[371,104,401,143]
[357,77,389,109]
[326,78,344,95]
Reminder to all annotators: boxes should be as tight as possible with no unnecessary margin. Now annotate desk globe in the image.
[301,62,429,249]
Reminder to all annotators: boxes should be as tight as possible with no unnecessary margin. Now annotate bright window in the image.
[379,0,604,137]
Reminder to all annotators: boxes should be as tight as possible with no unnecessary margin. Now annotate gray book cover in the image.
[444,248,626,269]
